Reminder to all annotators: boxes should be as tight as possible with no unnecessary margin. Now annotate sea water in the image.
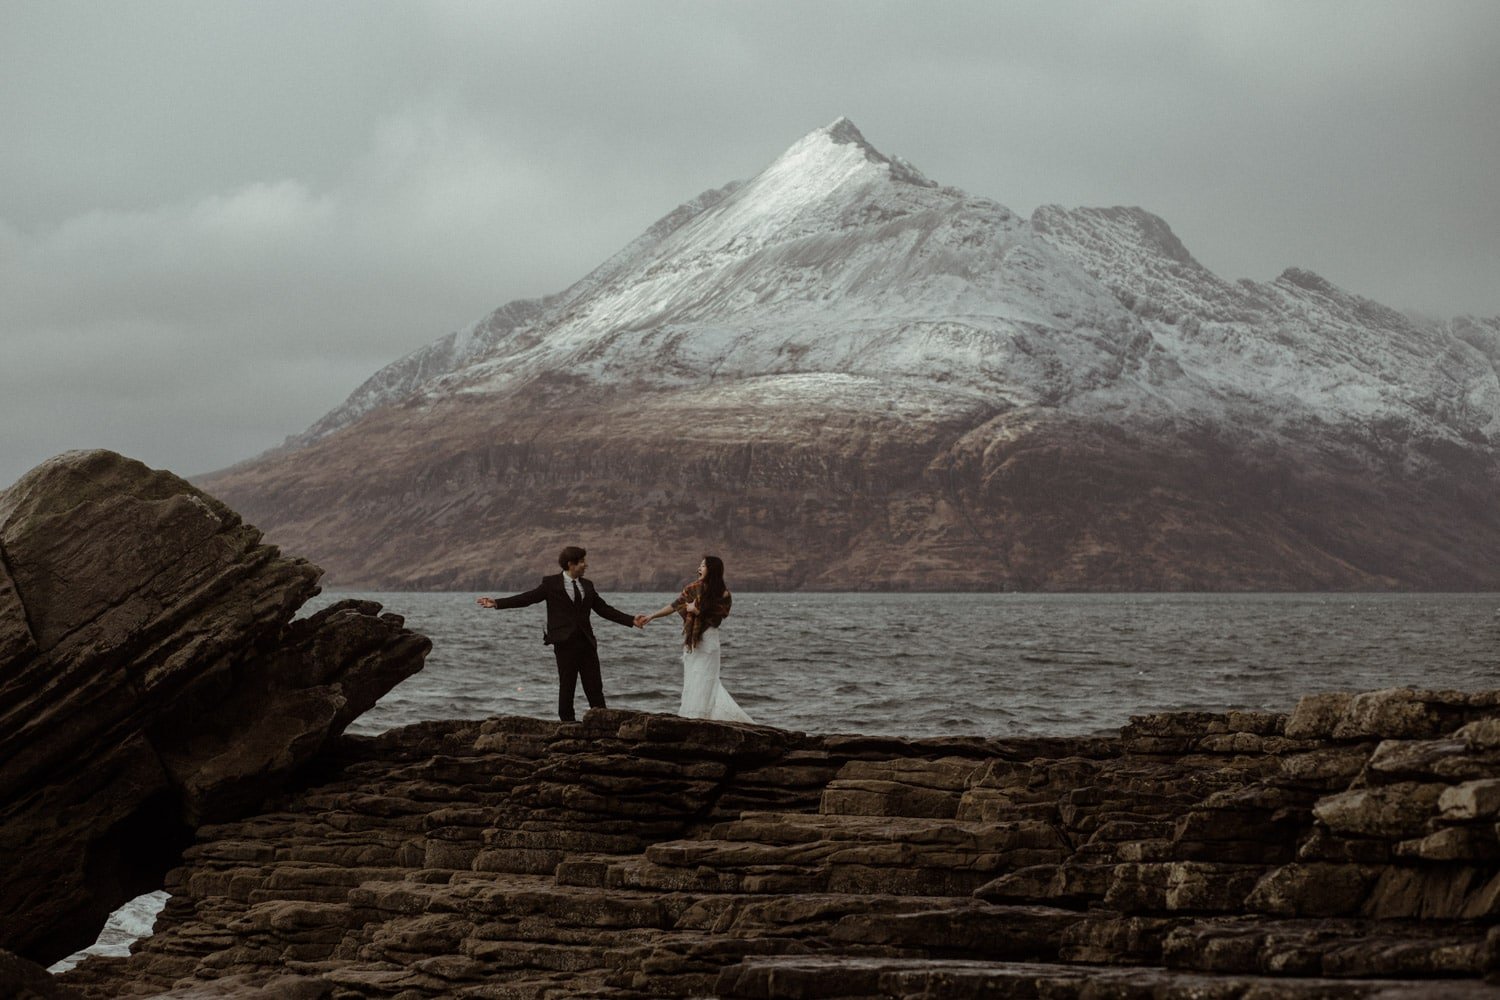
[318,591,1499,738]
[50,591,1500,973]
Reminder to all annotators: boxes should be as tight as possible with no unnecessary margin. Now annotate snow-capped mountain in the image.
[204,119,1500,591]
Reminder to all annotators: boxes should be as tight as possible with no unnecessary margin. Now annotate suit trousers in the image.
[552,634,606,721]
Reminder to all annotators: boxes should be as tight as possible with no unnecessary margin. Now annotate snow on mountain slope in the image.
[296,120,1159,442]
[1032,203,1500,447]
[205,118,1500,590]
[290,117,1497,466]
[285,179,744,450]
[283,295,555,450]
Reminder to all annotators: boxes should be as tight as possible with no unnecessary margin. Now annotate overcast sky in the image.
[3,1,1498,490]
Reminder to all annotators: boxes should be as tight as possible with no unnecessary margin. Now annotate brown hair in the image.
[558,545,586,570]
[700,555,726,617]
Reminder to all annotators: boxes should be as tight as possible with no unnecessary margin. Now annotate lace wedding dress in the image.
[678,627,753,723]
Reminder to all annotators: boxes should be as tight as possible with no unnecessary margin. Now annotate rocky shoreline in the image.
[5,450,1500,998]
[39,688,1500,999]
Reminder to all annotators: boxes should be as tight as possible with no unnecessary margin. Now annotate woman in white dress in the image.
[642,555,753,723]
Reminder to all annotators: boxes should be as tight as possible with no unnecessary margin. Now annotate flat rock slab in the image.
[48,693,1500,999]
[715,956,1500,999]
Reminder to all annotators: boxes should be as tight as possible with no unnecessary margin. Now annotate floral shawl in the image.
[672,580,732,650]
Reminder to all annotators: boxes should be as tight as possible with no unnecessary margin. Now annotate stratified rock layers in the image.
[58,688,1500,999]
[0,450,430,966]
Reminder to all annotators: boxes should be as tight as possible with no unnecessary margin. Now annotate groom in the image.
[477,545,644,722]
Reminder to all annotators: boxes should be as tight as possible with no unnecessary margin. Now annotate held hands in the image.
[635,603,681,630]
[476,597,497,609]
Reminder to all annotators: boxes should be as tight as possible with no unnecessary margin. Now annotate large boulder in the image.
[0,450,430,965]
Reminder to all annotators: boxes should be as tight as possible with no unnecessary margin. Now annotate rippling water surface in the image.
[305,591,1500,738]
[51,591,1500,974]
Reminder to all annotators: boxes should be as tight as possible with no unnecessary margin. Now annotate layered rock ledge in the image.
[0,451,430,969]
[46,687,1500,999]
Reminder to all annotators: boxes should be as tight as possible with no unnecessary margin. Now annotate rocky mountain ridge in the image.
[203,118,1500,590]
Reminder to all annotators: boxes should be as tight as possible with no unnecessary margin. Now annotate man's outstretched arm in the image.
[591,591,641,629]
[477,581,548,610]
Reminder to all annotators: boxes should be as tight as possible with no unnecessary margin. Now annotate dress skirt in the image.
[678,627,753,723]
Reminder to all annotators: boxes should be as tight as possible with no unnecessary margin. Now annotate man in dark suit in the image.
[477,545,645,722]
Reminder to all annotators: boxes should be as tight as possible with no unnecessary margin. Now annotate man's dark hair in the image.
[558,545,587,570]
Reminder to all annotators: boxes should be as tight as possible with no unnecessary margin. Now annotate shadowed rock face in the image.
[0,947,78,999]
[209,397,1500,592]
[0,450,430,966]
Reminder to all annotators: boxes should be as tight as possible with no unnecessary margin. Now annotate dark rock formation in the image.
[0,948,81,999]
[53,687,1500,998]
[0,450,430,967]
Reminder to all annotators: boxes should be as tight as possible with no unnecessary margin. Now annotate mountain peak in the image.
[785,117,937,189]
[204,116,1500,595]
[821,116,871,148]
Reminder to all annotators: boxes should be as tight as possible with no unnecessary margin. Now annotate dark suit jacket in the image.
[489,573,634,647]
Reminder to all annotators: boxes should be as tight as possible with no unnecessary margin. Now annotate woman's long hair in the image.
[700,554,727,614]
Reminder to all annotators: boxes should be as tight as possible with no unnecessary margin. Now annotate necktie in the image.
[572,579,583,606]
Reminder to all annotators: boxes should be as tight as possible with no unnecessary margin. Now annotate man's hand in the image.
[477,597,497,609]
[633,614,650,629]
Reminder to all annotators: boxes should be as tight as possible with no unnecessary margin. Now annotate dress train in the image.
[677,627,752,723]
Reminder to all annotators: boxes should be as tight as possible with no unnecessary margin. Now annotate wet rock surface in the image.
[53,687,1500,998]
[0,451,430,967]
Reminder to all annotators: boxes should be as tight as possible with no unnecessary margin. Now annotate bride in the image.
[642,555,753,723]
